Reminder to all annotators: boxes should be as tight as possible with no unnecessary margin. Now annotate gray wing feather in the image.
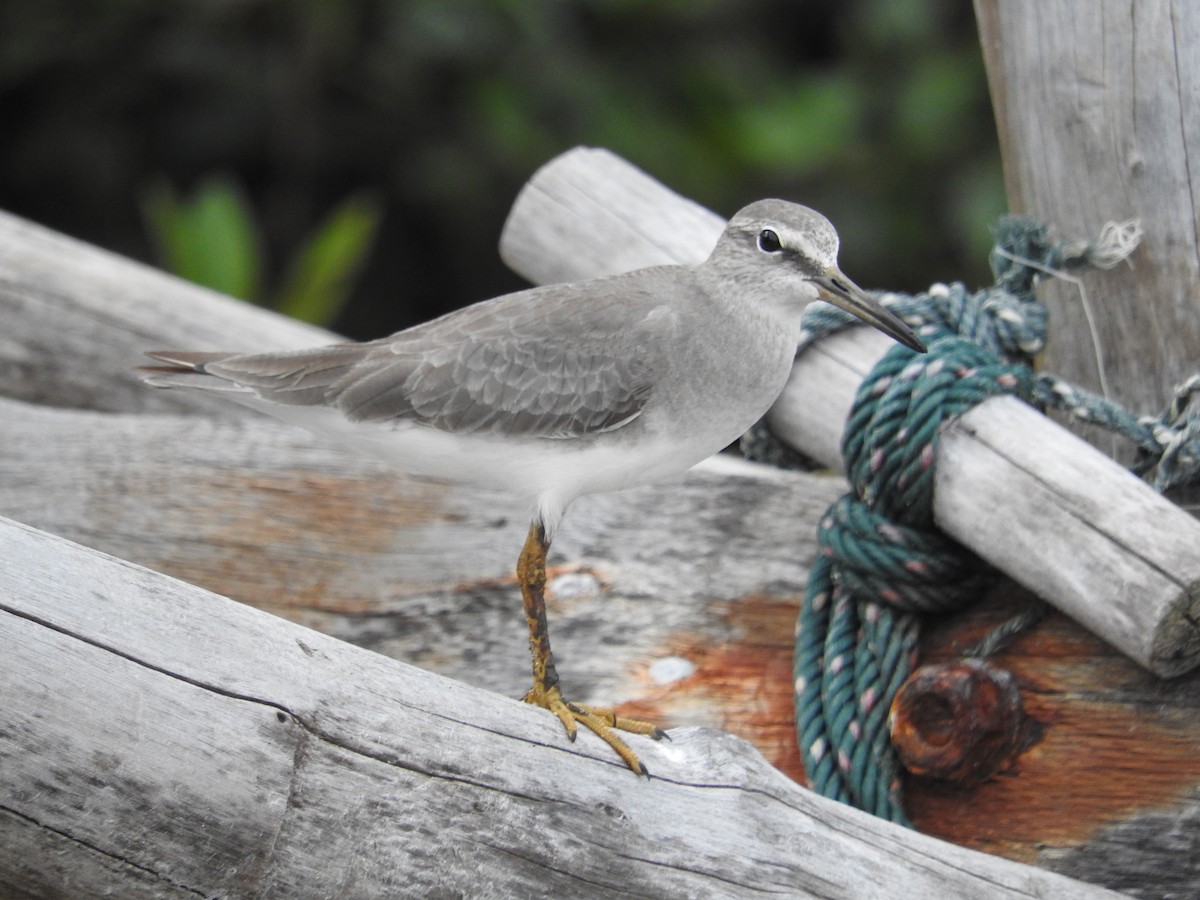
[200,344,367,406]
[197,281,675,439]
[335,333,656,438]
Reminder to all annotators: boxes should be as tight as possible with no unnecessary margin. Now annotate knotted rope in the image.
[782,216,1200,825]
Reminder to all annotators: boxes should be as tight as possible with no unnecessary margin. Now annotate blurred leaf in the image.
[951,161,1009,274]
[894,52,981,159]
[729,75,864,175]
[142,176,262,302]
[272,192,383,325]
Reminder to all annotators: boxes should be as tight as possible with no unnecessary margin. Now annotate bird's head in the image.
[712,199,925,353]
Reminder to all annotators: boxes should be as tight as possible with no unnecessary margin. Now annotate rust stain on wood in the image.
[614,593,806,779]
[134,471,453,612]
[614,584,1200,865]
[908,594,1200,861]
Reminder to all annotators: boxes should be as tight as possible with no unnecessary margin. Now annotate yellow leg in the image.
[516,521,666,775]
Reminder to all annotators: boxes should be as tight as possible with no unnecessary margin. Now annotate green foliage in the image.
[141,178,381,327]
[142,176,262,304]
[0,0,1004,335]
[273,193,383,325]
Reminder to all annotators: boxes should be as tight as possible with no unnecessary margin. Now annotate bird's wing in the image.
[155,279,677,440]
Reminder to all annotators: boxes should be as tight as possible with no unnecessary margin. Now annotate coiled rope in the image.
[779,217,1200,824]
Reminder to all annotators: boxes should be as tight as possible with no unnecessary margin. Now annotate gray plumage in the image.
[144,199,921,532]
[147,281,674,439]
[142,197,923,773]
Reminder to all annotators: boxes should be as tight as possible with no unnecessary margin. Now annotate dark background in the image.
[0,0,1001,339]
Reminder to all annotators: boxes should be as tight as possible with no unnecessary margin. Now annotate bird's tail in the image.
[140,351,245,391]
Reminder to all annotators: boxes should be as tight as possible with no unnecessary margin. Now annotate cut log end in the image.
[1151,585,1200,678]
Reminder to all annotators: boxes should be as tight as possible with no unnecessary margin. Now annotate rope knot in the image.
[788,213,1200,827]
[843,337,1034,520]
[817,494,985,616]
[1140,374,1200,490]
[796,337,1031,825]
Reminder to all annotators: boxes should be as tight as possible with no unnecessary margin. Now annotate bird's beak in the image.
[813,268,926,353]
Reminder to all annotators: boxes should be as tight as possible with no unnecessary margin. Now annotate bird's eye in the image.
[757,229,782,253]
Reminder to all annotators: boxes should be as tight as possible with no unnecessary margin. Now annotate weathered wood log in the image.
[0,396,828,713]
[0,516,1120,899]
[4,402,1200,897]
[974,0,1200,417]
[498,146,1200,678]
[498,143,726,281]
[937,396,1200,676]
[0,208,333,416]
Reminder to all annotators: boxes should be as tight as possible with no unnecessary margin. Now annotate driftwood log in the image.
[500,146,1200,679]
[0,515,1122,899]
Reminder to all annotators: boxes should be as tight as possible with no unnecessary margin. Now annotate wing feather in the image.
[158,278,677,440]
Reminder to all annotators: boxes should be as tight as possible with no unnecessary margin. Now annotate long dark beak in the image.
[813,268,926,353]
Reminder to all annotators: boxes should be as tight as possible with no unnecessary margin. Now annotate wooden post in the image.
[499,146,1200,677]
[974,0,1200,418]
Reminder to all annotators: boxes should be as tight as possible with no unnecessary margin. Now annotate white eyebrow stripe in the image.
[779,228,832,267]
[789,232,819,260]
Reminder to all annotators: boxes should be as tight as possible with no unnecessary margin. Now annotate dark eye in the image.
[757,229,782,253]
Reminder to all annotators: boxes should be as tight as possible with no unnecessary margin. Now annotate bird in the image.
[142,199,924,775]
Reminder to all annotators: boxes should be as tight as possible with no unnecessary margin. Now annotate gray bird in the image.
[143,199,923,775]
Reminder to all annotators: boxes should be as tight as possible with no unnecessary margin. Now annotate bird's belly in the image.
[240,399,738,500]
[358,417,722,498]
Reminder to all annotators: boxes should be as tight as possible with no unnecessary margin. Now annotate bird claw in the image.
[523,683,662,775]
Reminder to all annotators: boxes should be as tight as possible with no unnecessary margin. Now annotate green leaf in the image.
[894,52,981,159]
[272,192,383,325]
[729,75,865,175]
[141,176,263,302]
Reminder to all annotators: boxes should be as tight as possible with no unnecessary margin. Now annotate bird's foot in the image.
[522,682,667,776]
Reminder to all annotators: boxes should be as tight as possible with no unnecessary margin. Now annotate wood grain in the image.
[0,516,1120,899]
[974,0,1200,418]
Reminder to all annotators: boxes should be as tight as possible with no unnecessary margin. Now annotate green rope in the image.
[796,339,1033,824]
[787,216,1200,825]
